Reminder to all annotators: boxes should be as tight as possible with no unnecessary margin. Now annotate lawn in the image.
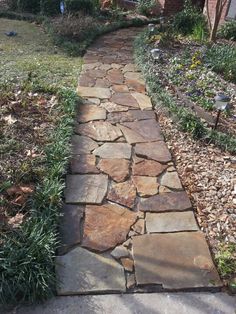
[0,17,82,305]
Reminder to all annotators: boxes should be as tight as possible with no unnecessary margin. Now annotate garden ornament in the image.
[213,93,230,130]
[5,31,17,37]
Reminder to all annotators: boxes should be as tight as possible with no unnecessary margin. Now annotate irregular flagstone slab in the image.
[119,120,163,144]
[112,85,129,93]
[132,176,159,197]
[124,72,145,85]
[107,181,136,208]
[93,143,131,159]
[138,191,192,212]
[110,93,139,109]
[160,171,183,190]
[97,158,130,182]
[122,63,137,73]
[59,204,84,249]
[56,247,126,294]
[76,121,122,142]
[146,211,199,233]
[77,86,111,99]
[100,101,129,112]
[82,203,137,252]
[111,245,130,260]
[107,110,155,124]
[77,104,106,123]
[107,69,124,84]
[131,92,152,110]
[65,174,108,204]
[82,62,102,70]
[71,135,98,155]
[132,233,222,289]
[95,78,111,88]
[85,98,101,105]
[132,158,167,177]
[126,78,146,93]
[70,155,99,174]
[78,74,96,87]
[135,142,172,163]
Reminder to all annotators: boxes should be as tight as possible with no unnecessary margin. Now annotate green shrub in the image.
[218,20,236,41]
[65,0,97,14]
[41,0,60,15]
[173,0,206,35]
[205,43,236,83]
[136,0,156,16]
[15,0,40,13]
[192,20,208,42]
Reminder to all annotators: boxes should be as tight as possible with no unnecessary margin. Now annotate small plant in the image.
[215,243,236,278]
[65,0,98,15]
[192,20,208,42]
[136,0,156,16]
[173,0,206,35]
[218,20,236,41]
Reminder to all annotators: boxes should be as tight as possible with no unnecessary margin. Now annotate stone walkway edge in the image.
[56,28,222,296]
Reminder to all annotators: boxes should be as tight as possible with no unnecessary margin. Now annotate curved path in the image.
[56,28,222,295]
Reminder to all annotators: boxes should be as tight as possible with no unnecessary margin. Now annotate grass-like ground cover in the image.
[0,18,82,305]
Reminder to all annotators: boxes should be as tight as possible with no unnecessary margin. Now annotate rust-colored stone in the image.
[132,158,167,177]
[98,159,130,182]
[108,180,136,208]
[111,93,139,109]
[132,176,159,197]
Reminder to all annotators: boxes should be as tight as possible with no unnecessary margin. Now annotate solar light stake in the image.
[213,93,230,130]
[148,24,155,32]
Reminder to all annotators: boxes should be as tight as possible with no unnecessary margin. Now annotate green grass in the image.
[0,18,82,306]
[215,243,236,278]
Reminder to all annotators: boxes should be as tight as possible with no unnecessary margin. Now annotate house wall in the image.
[204,0,231,25]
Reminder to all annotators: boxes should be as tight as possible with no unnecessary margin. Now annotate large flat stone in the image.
[138,191,192,212]
[107,181,136,209]
[146,211,199,233]
[132,158,167,177]
[135,142,172,163]
[93,143,131,159]
[119,120,163,144]
[76,121,122,142]
[65,174,108,204]
[59,204,84,249]
[107,110,155,124]
[110,93,139,109]
[70,155,99,174]
[77,86,111,99]
[97,158,130,182]
[82,204,137,252]
[56,247,125,294]
[71,135,98,155]
[14,293,236,314]
[131,92,152,110]
[126,78,146,93]
[100,101,129,112]
[132,176,158,197]
[124,72,145,84]
[160,171,183,190]
[77,104,106,123]
[132,233,222,289]
[107,69,124,84]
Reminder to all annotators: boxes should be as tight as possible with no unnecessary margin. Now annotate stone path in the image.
[57,28,222,295]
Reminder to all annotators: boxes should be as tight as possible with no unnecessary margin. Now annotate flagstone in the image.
[71,135,98,155]
[85,98,101,105]
[65,174,108,204]
[111,245,130,260]
[76,121,122,142]
[146,211,199,233]
[121,258,134,272]
[160,171,183,190]
[100,101,129,112]
[107,110,155,124]
[77,104,106,123]
[131,92,152,110]
[132,233,222,289]
[135,142,172,163]
[82,62,102,70]
[122,63,137,73]
[138,191,192,212]
[99,63,112,71]
[56,247,126,294]
[78,74,96,87]
[95,78,111,88]
[70,155,99,174]
[97,158,130,182]
[119,120,163,144]
[112,85,129,93]
[82,203,137,252]
[110,93,139,108]
[77,86,111,99]
[93,143,131,159]
[131,219,145,234]
[132,176,159,197]
[59,204,84,250]
[132,158,167,177]
[124,72,145,85]
[126,78,146,93]
[107,180,136,208]
[107,69,124,84]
